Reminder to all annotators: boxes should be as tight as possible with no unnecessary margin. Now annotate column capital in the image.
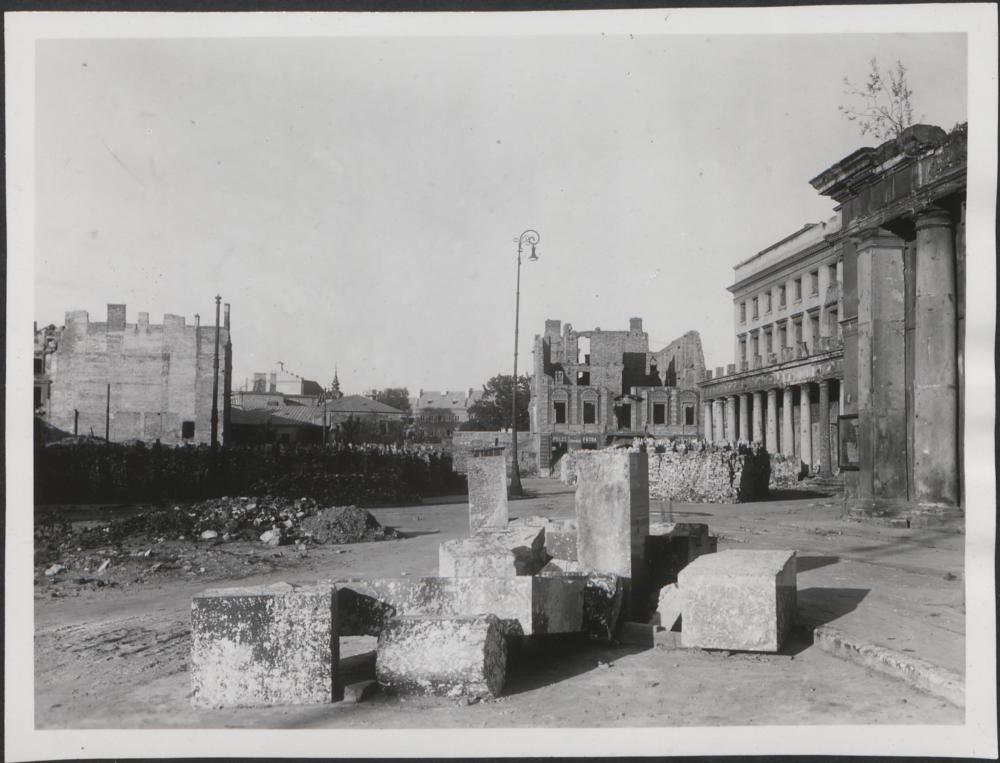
[850,226,905,252]
[914,205,955,232]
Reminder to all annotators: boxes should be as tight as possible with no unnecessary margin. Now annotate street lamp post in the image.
[509,229,539,498]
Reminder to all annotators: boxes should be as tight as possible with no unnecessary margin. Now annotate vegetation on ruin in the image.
[839,58,917,141]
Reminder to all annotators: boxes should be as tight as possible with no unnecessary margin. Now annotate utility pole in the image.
[211,295,221,448]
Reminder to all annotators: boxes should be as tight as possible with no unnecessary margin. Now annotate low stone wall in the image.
[449,432,537,476]
[559,439,774,503]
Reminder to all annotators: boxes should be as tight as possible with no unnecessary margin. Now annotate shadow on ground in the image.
[502,634,646,696]
[796,586,870,629]
[757,488,838,501]
[392,529,441,539]
[796,555,840,572]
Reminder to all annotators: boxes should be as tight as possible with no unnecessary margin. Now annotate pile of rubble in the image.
[38,496,397,551]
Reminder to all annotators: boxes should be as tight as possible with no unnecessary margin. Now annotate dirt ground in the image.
[33,479,965,728]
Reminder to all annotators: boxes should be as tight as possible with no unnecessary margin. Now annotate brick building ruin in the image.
[530,317,705,471]
[36,303,233,445]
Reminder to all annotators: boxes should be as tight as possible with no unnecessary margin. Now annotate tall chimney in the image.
[224,303,231,330]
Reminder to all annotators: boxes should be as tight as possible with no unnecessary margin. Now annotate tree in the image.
[465,374,531,431]
[839,58,916,141]
[373,387,411,414]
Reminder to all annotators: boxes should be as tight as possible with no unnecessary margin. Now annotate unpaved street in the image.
[34,480,964,728]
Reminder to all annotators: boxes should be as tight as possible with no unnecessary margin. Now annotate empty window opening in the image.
[182,420,195,438]
[615,404,631,430]
[794,277,802,301]
[577,336,591,365]
[739,302,747,323]
[684,406,695,426]
[577,371,590,386]
[583,401,596,424]
[764,292,772,313]
[34,387,43,408]
[653,403,666,425]
[34,357,43,374]
[554,402,566,424]
[751,297,759,320]
[810,270,820,295]
[779,285,787,308]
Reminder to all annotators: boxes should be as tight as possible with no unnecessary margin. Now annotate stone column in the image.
[782,387,795,457]
[766,388,778,454]
[725,396,737,443]
[799,383,812,474]
[751,391,764,444]
[738,393,750,443]
[712,399,724,444]
[853,228,908,502]
[817,379,831,475]
[670,388,679,426]
[702,400,713,441]
[913,209,959,505]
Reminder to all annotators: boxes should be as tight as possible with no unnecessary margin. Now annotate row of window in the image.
[739,262,838,324]
[552,401,696,426]
[738,308,840,360]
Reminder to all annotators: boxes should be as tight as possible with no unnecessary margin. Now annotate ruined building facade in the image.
[530,317,705,471]
[38,303,233,445]
[701,123,966,524]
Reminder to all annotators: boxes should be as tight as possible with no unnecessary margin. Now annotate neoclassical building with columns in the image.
[701,123,966,524]
[699,215,845,477]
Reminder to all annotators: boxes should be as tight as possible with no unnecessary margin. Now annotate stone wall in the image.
[559,439,774,503]
[449,432,537,476]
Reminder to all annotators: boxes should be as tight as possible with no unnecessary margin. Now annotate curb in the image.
[813,625,965,707]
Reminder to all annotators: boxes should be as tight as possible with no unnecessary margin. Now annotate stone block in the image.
[439,526,546,577]
[509,516,578,561]
[333,575,584,637]
[679,550,797,652]
[652,583,682,631]
[376,614,506,699]
[190,582,338,708]
[467,453,509,534]
[537,564,625,642]
[575,450,649,580]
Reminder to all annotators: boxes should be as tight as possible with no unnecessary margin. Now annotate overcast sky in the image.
[34,31,967,395]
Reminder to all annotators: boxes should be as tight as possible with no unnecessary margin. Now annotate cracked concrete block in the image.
[333,575,584,636]
[190,582,338,708]
[679,550,796,652]
[376,614,507,699]
[468,453,508,534]
[439,525,546,577]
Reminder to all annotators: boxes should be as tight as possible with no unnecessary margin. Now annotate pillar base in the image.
[845,499,964,531]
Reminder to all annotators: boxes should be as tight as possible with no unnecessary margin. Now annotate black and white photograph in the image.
[5,5,997,759]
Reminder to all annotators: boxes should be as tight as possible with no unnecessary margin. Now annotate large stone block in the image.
[575,450,649,580]
[467,452,509,534]
[190,582,338,708]
[439,526,546,577]
[334,575,584,637]
[376,614,507,699]
[679,550,797,652]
